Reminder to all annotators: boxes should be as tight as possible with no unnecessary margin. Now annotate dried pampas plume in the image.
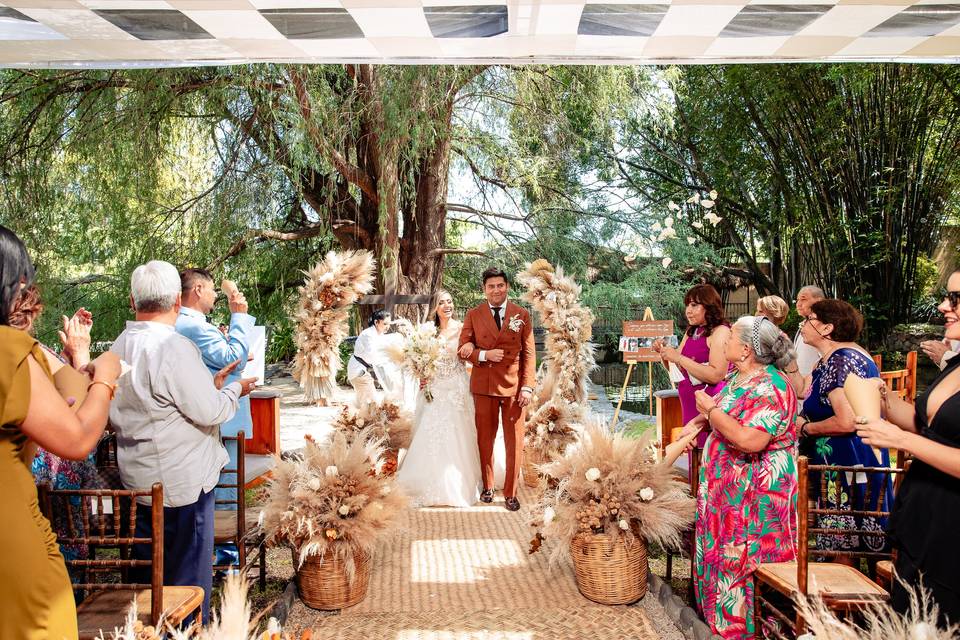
[516,260,597,462]
[332,399,414,452]
[292,251,375,403]
[98,574,307,639]
[794,580,959,640]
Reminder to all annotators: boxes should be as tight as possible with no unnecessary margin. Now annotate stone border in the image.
[271,580,299,627]
[647,572,721,640]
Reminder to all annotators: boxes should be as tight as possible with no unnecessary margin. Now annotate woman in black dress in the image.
[857,269,960,624]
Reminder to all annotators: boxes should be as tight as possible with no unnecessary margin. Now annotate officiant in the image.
[176,267,257,569]
[348,309,392,406]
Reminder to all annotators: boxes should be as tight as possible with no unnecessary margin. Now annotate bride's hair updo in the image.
[431,289,454,326]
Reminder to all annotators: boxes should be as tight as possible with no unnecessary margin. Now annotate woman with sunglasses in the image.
[797,298,893,561]
[857,276,960,624]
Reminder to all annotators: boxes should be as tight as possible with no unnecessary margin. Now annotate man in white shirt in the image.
[109,260,257,623]
[348,309,390,407]
[794,285,826,376]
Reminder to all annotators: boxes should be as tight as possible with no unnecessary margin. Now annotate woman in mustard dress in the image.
[0,225,120,640]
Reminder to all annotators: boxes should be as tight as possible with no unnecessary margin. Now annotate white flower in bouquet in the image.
[338,505,350,516]
[618,519,629,530]
[585,467,601,482]
[399,322,444,402]
[308,477,321,491]
[543,507,556,524]
[639,487,655,501]
[325,465,339,477]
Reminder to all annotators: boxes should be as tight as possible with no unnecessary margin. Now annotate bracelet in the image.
[88,380,117,400]
[706,406,721,421]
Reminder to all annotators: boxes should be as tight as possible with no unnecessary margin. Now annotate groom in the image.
[458,267,536,511]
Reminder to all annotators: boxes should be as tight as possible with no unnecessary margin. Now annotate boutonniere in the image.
[508,313,524,333]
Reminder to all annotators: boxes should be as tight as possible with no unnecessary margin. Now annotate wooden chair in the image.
[213,432,267,590]
[655,389,691,582]
[754,456,908,638]
[878,351,917,403]
[38,483,203,639]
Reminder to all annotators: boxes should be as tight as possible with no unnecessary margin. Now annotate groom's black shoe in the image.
[480,489,494,503]
[504,496,521,512]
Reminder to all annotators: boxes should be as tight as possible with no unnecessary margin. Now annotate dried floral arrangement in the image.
[794,582,959,640]
[259,429,407,581]
[529,419,694,565]
[292,250,375,403]
[331,399,413,452]
[516,259,596,461]
[97,575,308,640]
[383,320,444,402]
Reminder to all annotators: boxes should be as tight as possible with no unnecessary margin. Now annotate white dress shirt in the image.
[348,326,386,380]
[109,321,241,507]
[793,326,822,377]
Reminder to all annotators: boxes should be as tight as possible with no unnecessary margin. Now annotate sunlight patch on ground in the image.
[410,539,524,583]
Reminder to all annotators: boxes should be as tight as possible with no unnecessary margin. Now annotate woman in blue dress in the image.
[796,299,893,556]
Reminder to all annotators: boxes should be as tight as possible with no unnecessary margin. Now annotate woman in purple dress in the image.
[657,284,732,428]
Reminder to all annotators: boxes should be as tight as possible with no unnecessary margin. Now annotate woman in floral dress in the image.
[681,315,800,639]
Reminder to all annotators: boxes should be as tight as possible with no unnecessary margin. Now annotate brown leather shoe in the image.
[480,489,494,503]
[504,496,521,511]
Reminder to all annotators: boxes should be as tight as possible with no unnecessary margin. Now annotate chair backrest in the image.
[216,432,246,538]
[797,456,909,594]
[37,483,164,625]
[875,351,918,403]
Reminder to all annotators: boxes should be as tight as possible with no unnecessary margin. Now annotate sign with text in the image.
[619,320,676,362]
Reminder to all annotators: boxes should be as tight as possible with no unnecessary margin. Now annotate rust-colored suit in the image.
[459,301,536,498]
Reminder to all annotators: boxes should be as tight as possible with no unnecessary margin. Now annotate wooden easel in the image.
[611,307,671,429]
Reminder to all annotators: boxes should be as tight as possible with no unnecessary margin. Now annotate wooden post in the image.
[610,361,634,429]
[642,307,656,416]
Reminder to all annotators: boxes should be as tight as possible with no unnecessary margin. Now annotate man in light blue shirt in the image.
[176,268,256,569]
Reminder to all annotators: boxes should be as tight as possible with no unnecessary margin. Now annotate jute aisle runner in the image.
[287,485,668,639]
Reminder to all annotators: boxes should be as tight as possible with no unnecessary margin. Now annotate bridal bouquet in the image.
[390,321,444,402]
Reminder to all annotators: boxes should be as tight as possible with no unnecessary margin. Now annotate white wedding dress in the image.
[397,322,506,507]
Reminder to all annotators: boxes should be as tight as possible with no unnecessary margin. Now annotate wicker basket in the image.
[570,533,647,605]
[522,448,546,488]
[294,547,371,610]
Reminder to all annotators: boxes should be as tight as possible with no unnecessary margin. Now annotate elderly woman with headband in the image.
[679,315,799,639]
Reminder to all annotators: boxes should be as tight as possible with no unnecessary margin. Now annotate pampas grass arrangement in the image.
[794,581,960,640]
[292,250,376,403]
[97,575,306,640]
[530,418,694,565]
[331,400,414,452]
[517,259,597,462]
[260,429,407,581]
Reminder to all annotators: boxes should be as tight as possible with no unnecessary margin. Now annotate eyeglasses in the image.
[804,315,829,338]
[941,289,960,310]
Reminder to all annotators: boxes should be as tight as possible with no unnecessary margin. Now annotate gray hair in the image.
[733,315,796,370]
[799,285,825,300]
[130,260,180,313]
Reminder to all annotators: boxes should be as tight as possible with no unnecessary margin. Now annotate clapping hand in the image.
[59,308,93,368]
[653,339,681,364]
[921,339,951,365]
[214,361,240,389]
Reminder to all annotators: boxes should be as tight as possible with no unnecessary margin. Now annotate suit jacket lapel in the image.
[478,302,499,340]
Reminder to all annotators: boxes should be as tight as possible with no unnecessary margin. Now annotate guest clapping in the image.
[682,316,798,640]
[0,225,120,640]
[109,260,257,623]
[856,270,960,625]
[797,299,893,558]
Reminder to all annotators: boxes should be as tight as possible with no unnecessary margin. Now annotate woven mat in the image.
[348,485,599,614]
[286,485,666,639]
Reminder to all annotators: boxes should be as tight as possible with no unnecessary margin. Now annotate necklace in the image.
[728,366,765,393]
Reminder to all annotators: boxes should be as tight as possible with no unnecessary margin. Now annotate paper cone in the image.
[842,373,885,464]
[221,278,239,300]
[661,426,703,468]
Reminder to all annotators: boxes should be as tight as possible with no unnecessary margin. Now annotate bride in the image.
[397,290,504,507]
